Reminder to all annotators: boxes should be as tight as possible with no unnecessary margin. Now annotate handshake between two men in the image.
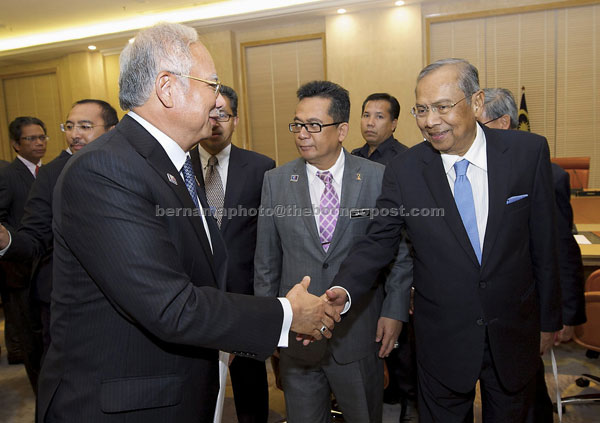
[285,276,348,344]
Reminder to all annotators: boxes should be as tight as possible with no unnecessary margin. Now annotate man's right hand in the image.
[322,287,348,314]
[286,276,341,340]
[0,224,10,250]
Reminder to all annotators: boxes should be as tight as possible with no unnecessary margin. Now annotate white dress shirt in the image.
[440,124,489,249]
[17,155,42,178]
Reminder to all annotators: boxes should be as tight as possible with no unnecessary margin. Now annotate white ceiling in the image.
[0,0,427,67]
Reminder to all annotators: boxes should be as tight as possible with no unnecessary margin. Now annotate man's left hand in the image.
[376,317,403,358]
[554,325,575,345]
[540,331,557,355]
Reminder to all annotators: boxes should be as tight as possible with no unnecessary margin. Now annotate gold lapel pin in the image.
[356,173,361,181]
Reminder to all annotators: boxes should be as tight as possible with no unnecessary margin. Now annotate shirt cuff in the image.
[0,230,12,256]
[330,285,351,314]
[277,297,293,347]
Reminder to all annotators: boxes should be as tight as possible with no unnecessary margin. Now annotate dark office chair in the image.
[558,290,600,410]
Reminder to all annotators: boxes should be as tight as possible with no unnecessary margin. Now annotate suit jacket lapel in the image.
[421,143,480,267]
[326,151,362,256]
[290,159,322,250]
[119,116,218,282]
[14,158,34,185]
[481,128,510,268]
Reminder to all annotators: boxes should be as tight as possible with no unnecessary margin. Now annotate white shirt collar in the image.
[197,143,231,169]
[128,111,188,172]
[441,123,487,175]
[66,148,73,155]
[17,155,41,177]
[305,148,345,184]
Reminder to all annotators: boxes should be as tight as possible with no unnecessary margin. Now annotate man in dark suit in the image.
[0,159,8,168]
[36,22,339,423]
[480,87,586,422]
[0,99,118,355]
[190,85,275,423]
[255,81,411,423]
[352,92,408,165]
[326,58,562,422]
[0,116,48,393]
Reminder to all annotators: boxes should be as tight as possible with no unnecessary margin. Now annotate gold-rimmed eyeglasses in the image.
[410,97,467,118]
[169,71,221,96]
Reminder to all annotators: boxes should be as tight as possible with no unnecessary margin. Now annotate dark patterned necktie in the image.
[181,157,200,209]
[316,170,339,252]
[204,155,225,227]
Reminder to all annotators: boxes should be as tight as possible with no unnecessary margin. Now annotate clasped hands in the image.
[285,276,347,343]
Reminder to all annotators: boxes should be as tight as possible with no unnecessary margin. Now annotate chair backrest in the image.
[574,292,600,352]
[551,157,591,189]
[585,269,600,292]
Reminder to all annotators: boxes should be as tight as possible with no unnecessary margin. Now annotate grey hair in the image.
[482,88,518,129]
[119,22,198,110]
[417,58,480,104]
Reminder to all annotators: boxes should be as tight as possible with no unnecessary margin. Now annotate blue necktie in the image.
[454,159,481,263]
[181,157,200,209]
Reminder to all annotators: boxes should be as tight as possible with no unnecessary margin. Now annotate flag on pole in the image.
[518,86,530,132]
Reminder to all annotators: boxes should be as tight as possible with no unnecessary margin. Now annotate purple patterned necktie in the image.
[316,170,339,252]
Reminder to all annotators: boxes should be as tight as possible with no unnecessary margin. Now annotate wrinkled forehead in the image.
[415,67,463,103]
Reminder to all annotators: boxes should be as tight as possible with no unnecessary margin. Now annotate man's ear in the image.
[391,118,398,133]
[499,114,512,130]
[11,140,20,153]
[472,90,485,119]
[155,71,175,108]
[337,122,349,142]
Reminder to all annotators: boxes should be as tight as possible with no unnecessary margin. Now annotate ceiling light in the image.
[395,1,405,5]
[337,8,346,14]
[0,0,321,52]
[88,45,97,50]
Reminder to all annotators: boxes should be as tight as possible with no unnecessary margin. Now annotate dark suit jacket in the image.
[0,159,9,169]
[333,125,562,393]
[37,116,284,423]
[552,163,586,326]
[2,150,71,302]
[0,158,36,288]
[191,144,275,294]
[351,136,409,166]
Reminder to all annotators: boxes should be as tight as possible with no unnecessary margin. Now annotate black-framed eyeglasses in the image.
[21,135,49,142]
[60,123,106,132]
[168,71,221,96]
[213,110,235,122]
[410,97,467,118]
[289,121,345,133]
[481,115,502,126]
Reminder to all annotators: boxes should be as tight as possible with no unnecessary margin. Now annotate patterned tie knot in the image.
[454,159,469,177]
[317,170,333,185]
[208,155,218,167]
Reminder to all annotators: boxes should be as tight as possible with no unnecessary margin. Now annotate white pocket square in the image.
[506,194,528,204]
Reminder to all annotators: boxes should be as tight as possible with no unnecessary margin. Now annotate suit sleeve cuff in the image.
[0,230,12,256]
[277,298,292,347]
[330,286,351,314]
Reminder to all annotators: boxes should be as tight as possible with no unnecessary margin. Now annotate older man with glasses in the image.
[327,58,562,422]
[36,22,340,423]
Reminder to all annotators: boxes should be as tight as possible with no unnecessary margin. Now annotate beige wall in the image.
[0,51,111,161]
[326,5,425,152]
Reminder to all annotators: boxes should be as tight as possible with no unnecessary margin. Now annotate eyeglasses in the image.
[170,72,221,96]
[212,109,235,122]
[481,115,502,126]
[289,121,345,133]
[410,97,467,118]
[60,123,105,132]
[21,135,49,142]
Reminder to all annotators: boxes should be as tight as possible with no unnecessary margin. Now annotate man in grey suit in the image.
[254,80,412,423]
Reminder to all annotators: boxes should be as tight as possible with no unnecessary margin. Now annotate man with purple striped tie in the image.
[254,80,413,423]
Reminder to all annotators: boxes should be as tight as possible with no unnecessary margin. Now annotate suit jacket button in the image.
[479,281,487,288]
[476,318,485,326]
[323,263,329,269]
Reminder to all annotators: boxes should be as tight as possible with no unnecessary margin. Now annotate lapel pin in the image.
[167,173,178,185]
[356,173,361,181]
[195,176,201,186]
[290,174,299,182]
